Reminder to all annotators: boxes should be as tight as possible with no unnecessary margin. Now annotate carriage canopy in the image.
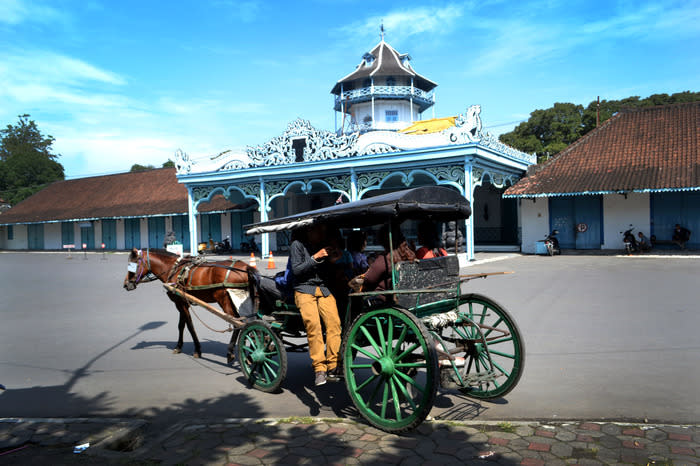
[244,186,471,234]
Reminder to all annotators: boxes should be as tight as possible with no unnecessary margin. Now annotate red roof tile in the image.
[504,102,700,197]
[0,167,253,225]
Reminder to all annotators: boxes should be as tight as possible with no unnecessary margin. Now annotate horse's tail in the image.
[246,264,260,309]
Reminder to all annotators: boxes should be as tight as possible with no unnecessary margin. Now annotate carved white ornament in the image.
[175,105,534,175]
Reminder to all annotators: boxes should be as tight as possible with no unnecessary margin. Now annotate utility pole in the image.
[596,96,600,128]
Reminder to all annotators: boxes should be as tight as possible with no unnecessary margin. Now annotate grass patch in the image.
[497,422,516,433]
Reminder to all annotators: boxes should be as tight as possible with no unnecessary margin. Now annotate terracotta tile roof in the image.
[0,168,188,224]
[504,102,700,197]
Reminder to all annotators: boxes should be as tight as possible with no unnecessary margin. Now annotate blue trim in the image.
[599,195,604,245]
[505,186,700,198]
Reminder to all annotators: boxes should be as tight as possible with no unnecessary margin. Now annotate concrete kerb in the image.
[0,417,147,458]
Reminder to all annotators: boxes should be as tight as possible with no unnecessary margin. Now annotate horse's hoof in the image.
[227,355,234,365]
[193,352,201,359]
[172,348,182,354]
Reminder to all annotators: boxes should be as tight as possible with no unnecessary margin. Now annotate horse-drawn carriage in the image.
[124,186,524,433]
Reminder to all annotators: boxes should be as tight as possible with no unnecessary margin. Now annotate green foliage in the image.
[0,114,64,205]
[500,91,700,163]
[130,160,175,171]
[130,163,156,172]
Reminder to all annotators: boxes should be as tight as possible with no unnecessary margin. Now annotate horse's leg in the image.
[182,305,202,358]
[214,289,240,364]
[167,293,186,355]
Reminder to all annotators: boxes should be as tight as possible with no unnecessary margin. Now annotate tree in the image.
[499,102,585,162]
[0,114,64,205]
[130,163,156,172]
[130,160,175,171]
[500,91,700,163]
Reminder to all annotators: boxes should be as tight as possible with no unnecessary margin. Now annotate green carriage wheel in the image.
[342,307,438,433]
[444,293,524,399]
[237,320,287,393]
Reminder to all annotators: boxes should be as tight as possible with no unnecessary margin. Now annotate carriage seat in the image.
[394,255,460,308]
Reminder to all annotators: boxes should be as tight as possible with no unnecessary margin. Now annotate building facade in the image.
[0,39,536,255]
[505,102,700,252]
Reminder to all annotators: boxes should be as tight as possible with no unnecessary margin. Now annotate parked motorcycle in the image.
[536,230,560,256]
[544,230,560,256]
[621,226,638,254]
[240,236,259,254]
[214,236,232,254]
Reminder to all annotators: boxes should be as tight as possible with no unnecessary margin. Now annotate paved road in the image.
[0,252,698,427]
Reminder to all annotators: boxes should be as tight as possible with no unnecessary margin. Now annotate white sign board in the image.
[166,244,184,257]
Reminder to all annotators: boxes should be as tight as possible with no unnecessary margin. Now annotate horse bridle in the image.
[128,249,160,287]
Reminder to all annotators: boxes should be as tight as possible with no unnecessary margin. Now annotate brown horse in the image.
[123,248,257,362]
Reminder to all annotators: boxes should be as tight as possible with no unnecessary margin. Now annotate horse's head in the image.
[123,248,150,291]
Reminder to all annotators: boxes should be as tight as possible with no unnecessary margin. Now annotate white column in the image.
[350,168,358,201]
[187,187,199,255]
[259,179,269,257]
[371,78,375,129]
[410,78,414,122]
[464,158,475,261]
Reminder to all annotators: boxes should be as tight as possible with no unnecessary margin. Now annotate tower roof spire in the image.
[380,22,385,41]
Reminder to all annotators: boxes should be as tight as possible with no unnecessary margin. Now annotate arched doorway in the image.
[267,181,350,252]
[472,175,518,247]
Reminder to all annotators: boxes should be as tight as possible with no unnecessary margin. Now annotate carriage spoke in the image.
[391,326,408,357]
[366,375,384,406]
[480,304,488,324]
[352,344,381,361]
[360,326,383,356]
[380,383,389,419]
[390,378,402,421]
[356,373,379,392]
[483,317,503,338]
[395,362,427,368]
[392,374,417,411]
[395,342,420,362]
[488,348,515,359]
[349,363,373,369]
[374,317,387,352]
[487,336,513,346]
[486,356,511,378]
[394,369,425,393]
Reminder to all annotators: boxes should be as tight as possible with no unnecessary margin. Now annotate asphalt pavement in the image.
[1,250,699,464]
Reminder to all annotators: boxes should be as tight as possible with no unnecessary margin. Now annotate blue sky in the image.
[1,0,698,179]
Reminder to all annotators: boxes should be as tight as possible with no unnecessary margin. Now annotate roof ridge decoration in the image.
[175,105,535,175]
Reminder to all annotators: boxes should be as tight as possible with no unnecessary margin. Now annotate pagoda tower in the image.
[331,35,437,133]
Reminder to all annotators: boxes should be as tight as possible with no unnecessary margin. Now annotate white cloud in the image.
[464,1,700,76]
[0,0,66,25]
[335,3,467,46]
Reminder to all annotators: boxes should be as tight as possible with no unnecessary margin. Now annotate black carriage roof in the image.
[245,186,471,234]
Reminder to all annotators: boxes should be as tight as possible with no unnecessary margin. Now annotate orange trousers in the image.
[294,288,341,373]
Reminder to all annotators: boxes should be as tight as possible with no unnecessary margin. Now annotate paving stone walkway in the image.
[1,417,698,465]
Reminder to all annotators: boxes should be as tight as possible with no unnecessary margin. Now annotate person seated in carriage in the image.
[289,223,343,386]
[348,230,369,275]
[358,224,416,300]
[415,220,448,259]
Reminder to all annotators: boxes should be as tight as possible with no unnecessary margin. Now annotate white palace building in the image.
[175,38,535,259]
[0,38,535,258]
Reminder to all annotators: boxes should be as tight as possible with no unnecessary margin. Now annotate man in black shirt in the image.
[672,224,691,249]
[289,224,342,386]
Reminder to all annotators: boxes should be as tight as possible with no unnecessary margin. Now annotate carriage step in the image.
[440,368,500,389]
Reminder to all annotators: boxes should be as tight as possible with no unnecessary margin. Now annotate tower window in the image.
[292,138,306,162]
[385,110,398,122]
[386,76,396,87]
